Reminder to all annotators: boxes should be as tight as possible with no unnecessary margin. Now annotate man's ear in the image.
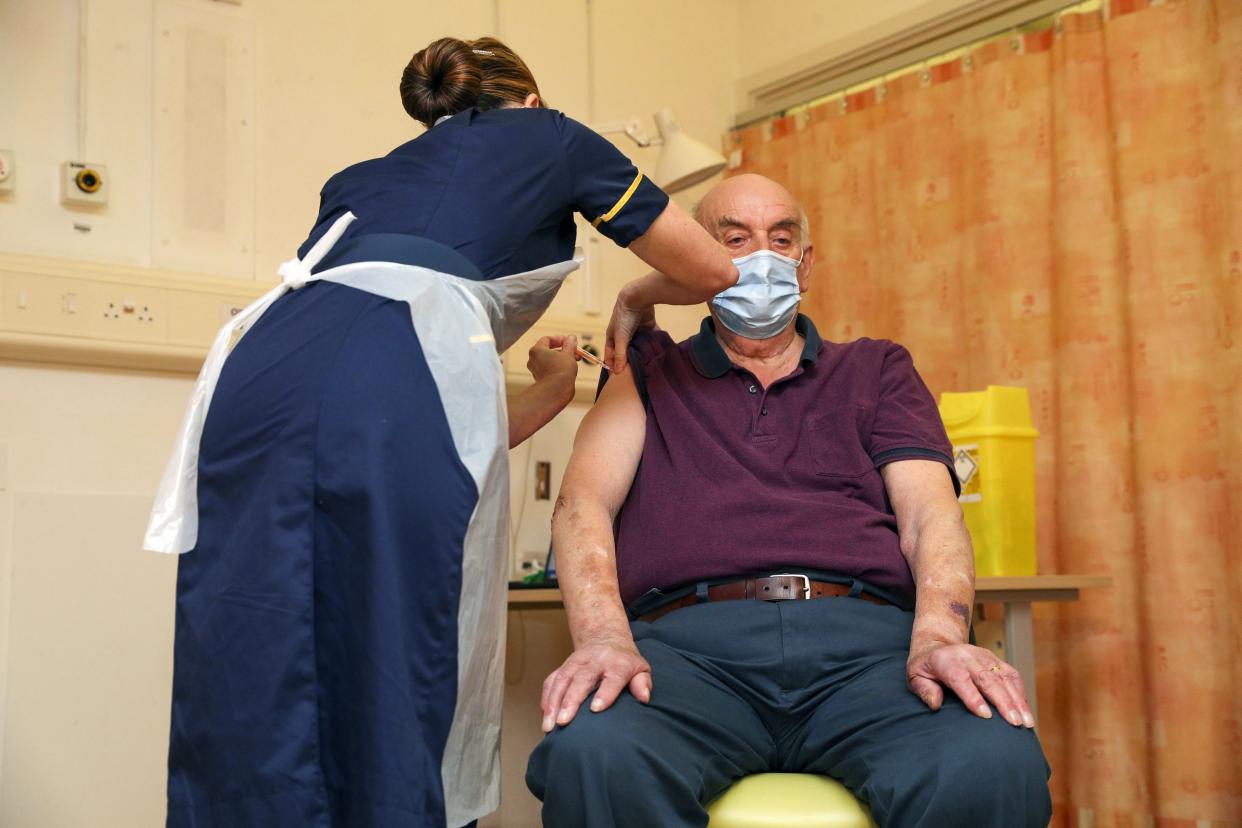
[797,244,814,293]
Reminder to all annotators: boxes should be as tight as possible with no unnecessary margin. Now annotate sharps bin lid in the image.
[938,385,1040,438]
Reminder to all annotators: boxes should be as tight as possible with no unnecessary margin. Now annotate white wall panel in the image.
[0,0,154,267]
[0,361,192,823]
[152,0,255,278]
[0,493,176,828]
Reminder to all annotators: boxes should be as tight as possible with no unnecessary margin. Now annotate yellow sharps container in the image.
[937,386,1039,577]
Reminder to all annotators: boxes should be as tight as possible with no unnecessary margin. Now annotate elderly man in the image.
[526,174,1051,827]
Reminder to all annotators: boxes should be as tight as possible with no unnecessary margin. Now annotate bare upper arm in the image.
[558,367,647,519]
[880,459,962,536]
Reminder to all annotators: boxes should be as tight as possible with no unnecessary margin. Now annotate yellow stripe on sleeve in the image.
[591,171,645,228]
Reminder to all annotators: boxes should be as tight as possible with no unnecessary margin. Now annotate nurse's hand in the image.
[508,337,579,448]
[527,335,579,384]
[541,636,652,732]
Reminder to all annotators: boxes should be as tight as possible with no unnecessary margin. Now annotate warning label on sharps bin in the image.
[954,445,981,503]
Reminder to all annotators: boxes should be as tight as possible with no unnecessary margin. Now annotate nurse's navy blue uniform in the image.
[165,107,668,828]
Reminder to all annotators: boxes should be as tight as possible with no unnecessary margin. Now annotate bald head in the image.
[691,173,816,339]
[694,174,810,247]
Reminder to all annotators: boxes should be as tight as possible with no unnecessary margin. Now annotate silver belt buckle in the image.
[771,573,811,600]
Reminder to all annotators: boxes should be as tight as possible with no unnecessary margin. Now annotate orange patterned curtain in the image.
[728,1,1241,824]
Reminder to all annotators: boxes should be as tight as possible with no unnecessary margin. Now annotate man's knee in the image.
[920,723,1051,827]
[526,701,650,801]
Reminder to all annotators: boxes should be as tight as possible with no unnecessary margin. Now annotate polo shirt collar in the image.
[690,314,823,379]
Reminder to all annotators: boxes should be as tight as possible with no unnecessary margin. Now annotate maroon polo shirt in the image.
[612,315,959,608]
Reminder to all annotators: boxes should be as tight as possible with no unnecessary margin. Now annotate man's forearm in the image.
[551,493,633,647]
[906,510,976,650]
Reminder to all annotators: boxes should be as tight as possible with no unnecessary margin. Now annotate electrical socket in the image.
[535,461,551,500]
[0,150,14,193]
[2,273,165,341]
[61,161,108,208]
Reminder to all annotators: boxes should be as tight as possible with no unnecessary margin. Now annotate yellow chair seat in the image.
[707,773,877,828]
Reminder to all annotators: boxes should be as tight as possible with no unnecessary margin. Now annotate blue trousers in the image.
[527,596,1051,827]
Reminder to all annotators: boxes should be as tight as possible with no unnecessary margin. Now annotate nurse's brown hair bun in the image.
[401,38,483,129]
[401,36,544,130]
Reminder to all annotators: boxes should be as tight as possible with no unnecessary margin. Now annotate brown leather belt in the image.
[638,574,891,623]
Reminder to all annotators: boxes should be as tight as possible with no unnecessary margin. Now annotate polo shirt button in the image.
[761,407,769,415]
[748,385,758,393]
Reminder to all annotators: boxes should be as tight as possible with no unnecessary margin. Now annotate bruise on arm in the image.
[950,601,972,626]
[881,459,976,649]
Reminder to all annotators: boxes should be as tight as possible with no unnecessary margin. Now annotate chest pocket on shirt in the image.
[807,403,874,477]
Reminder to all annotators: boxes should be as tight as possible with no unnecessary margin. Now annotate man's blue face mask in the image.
[710,248,804,340]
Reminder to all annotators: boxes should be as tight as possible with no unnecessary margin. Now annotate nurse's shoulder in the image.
[316,118,467,201]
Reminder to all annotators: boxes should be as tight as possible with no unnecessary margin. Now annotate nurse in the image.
[148,36,736,828]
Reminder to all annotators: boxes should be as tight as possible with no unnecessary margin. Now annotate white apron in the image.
[145,212,578,825]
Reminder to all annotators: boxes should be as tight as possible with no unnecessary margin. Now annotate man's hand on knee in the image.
[541,638,653,732]
[907,642,1036,729]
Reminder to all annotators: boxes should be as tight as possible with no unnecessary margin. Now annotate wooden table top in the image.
[507,575,1111,609]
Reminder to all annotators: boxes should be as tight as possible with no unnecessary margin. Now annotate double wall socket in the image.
[4,272,166,343]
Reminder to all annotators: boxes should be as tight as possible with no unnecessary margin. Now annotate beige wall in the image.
[0,0,986,824]
[734,0,943,80]
[0,0,732,334]
[0,363,190,827]
[733,0,995,125]
[0,0,736,825]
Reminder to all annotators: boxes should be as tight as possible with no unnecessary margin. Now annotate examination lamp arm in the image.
[591,118,665,149]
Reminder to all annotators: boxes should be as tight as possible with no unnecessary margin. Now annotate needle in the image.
[574,346,606,369]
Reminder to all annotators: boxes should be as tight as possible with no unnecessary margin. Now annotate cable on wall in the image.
[76,0,89,159]
[585,0,595,123]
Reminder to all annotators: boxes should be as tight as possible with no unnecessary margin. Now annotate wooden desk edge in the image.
[508,576,1111,609]
[508,588,564,608]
